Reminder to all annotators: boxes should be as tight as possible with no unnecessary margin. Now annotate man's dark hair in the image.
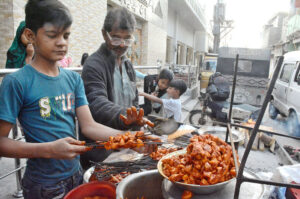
[103,7,136,32]
[158,69,173,82]
[169,79,187,96]
[25,0,72,33]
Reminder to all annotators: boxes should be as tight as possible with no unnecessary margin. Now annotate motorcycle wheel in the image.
[189,110,207,125]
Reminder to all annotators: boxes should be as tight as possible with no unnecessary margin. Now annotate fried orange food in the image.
[182,190,193,199]
[150,147,182,161]
[84,197,109,199]
[120,106,155,127]
[104,131,161,150]
[162,134,239,185]
[104,131,145,150]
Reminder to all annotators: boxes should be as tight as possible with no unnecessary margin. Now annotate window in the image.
[204,60,217,72]
[279,64,295,83]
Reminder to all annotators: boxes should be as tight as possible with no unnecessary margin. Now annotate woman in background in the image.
[5,21,34,68]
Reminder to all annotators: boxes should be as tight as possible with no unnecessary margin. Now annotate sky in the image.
[203,0,290,48]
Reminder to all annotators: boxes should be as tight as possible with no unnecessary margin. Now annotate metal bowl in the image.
[157,149,235,195]
[116,170,164,199]
[198,126,244,143]
[198,126,245,151]
[83,166,94,183]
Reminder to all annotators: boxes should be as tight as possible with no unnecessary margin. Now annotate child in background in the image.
[142,69,173,116]
[0,1,122,198]
[139,79,187,122]
[58,56,72,68]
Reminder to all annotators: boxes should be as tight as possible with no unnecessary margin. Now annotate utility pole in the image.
[212,0,233,53]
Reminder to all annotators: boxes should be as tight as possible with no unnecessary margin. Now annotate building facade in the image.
[165,0,209,68]
[0,0,209,69]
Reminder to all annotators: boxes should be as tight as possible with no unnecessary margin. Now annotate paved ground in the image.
[0,109,299,199]
[0,158,26,199]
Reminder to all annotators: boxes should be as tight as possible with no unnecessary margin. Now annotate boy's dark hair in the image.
[25,0,72,33]
[158,69,173,82]
[103,7,136,32]
[169,79,187,96]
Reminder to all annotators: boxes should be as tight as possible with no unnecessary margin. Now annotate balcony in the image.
[169,0,207,31]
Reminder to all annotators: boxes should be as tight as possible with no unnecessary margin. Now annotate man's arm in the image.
[0,120,86,159]
[76,105,123,141]
[139,92,163,104]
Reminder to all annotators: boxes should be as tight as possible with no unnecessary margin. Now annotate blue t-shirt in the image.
[0,65,88,184]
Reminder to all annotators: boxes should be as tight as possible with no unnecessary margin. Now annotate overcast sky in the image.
[203,0,290,48]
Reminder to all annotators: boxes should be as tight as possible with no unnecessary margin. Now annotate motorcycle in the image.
[189,92,228,126]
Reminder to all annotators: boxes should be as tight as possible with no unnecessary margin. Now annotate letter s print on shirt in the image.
[39,93,75,119]
[39,97,51,118]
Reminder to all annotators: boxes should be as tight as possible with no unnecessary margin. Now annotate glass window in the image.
[204,60,217,72]
[279,64,295,83]
[294,63,300,84]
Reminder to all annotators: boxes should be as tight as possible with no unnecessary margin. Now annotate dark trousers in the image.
[21,169,83,199]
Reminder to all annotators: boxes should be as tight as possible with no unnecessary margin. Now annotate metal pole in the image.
[0,165,26,180]
[227,123,239,175]
[226,54,239,142]
[234,56,284,199]
[12,125,23,198]
[188,65,191,88]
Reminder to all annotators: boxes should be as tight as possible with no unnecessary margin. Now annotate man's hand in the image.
[48,137,87,159]
[120,106,154,127]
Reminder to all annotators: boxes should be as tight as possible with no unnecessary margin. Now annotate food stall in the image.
[64,56,300,199]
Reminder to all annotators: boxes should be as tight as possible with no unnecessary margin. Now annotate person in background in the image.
[58,56,72,68]
[135,69,146,79]
[151,69,174,115]
[5,21,34,68]
[0,1,123,198]
[80,7,146,170]
[139,79,187,122]
[80,53,89,66]
[141,68,173,116]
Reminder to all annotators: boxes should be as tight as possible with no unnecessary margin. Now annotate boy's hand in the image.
[120,106,154,127]
[48,137,87,159]
[151,92,158,97]
[138,92,145,96]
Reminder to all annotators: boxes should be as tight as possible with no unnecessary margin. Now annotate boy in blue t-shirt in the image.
[139,79,187,122]
[0,0,123,198]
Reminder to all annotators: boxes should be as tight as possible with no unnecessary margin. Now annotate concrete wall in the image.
[0,0,107,68]
[167,8,194,47]
[65,0,107,66]
[142,0,168,66]
[142,22,167,65]
[0,0,178,68]
[167,8,176,38]
[0,0,14,69]
[194,31,208,52]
